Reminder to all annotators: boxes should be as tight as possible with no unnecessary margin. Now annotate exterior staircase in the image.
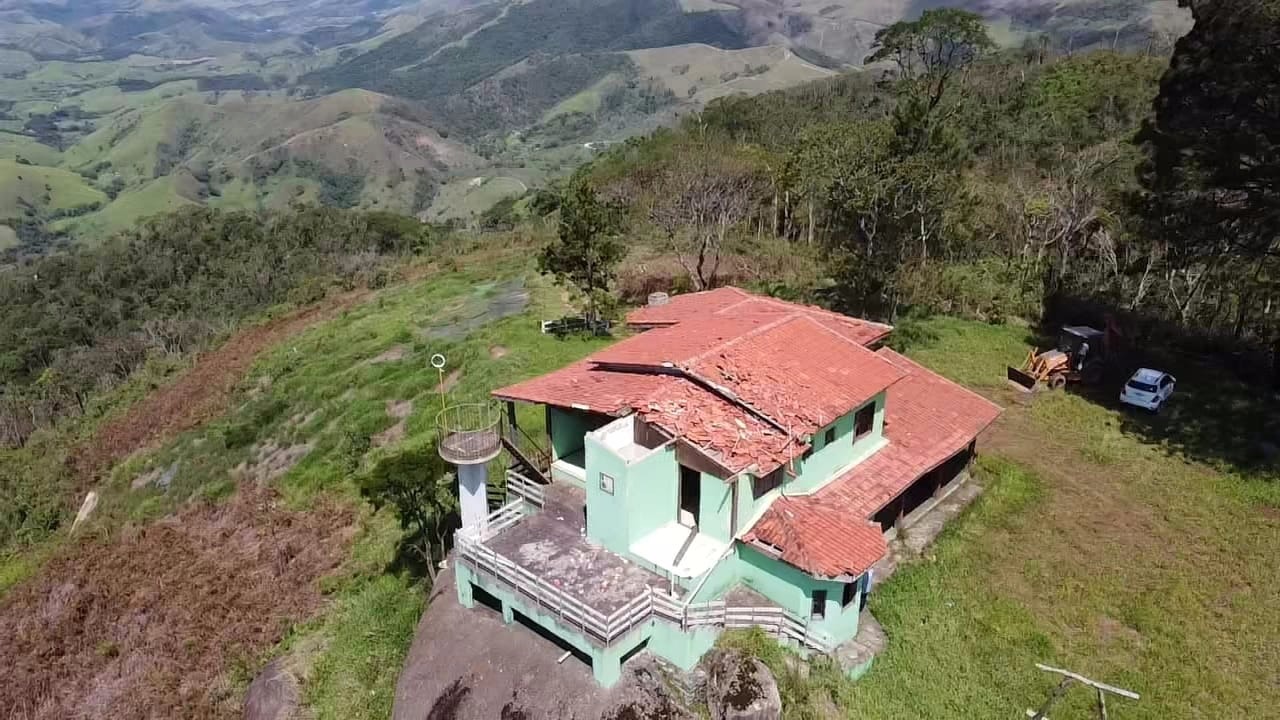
[501,420,551,484]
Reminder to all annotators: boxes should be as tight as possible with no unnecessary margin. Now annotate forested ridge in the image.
[0,208,439,447]
[546,3,1279,389]
[302,0,746,138]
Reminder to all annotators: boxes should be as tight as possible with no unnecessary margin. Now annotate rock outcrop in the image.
[704,649,782,720]
[243,658,301,720]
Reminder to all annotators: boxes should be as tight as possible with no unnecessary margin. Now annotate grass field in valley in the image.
[0,159,105,220]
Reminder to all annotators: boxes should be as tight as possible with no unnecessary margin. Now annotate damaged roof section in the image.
[495,361,806,475]
[495,288,903,475]
[743,348,1003,579]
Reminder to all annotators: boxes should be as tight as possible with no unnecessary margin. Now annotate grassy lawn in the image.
[427,175,532,222]
[85,242,611,719]
[817,317,1280,720]
[6,249,1275,720]
[0,159,106,220]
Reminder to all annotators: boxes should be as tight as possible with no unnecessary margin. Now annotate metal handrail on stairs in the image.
[501,418,552,482]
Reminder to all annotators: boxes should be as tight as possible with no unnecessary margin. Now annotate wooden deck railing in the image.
[504,469,546,507]
[649,592,835,653]
[456,506,836,654]
[456,530,652,645]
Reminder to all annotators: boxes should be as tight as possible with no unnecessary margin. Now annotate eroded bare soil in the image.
[0,488,356,720]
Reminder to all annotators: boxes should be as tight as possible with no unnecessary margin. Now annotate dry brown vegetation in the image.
[71,287,373,488]
[0,487,356,720]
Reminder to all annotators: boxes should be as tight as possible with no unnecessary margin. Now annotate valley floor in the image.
[1,259,1276,719]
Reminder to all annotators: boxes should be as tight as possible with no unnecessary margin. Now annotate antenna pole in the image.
[438,368,446,410]
[431,353,449,411]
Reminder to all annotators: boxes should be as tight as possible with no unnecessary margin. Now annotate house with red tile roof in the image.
[450,287,1000,686]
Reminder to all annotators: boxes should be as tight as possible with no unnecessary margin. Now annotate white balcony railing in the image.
[455,503,835,654]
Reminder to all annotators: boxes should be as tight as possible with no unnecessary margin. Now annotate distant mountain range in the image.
[0,0,1190,253]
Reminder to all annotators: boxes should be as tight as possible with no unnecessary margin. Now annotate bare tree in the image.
[647,148,769,291]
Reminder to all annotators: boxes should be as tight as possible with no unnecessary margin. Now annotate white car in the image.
[1119,368,1176,413]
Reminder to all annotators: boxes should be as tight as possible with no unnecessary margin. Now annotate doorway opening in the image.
[679,465,701,528]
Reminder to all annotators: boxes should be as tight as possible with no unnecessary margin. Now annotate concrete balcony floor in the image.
[487,483,663,616]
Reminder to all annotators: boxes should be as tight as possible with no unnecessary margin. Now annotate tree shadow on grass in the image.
[1025,326,1280,477]
[385,530,456,584]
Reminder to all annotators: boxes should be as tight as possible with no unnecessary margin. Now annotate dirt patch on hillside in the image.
[489,346,508,359]
[437,369,463,393]
[370,345,410,364]
[72,289,372,489]
[373,400,415,448]
[0,487,356,720]
[233,441,313,486]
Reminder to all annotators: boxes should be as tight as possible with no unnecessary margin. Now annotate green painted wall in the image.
[549,406,591,460]
[584,428,678,556]
[736,544,862,639]
[625,444,678,543]
[791,393,887,494]
[734,476,755,531]
[736,472,784,535]
[697,470,735,542]
[647,616,721,670]
[457,538,869,688]
[689,551,739,603]
[585,432,631,553]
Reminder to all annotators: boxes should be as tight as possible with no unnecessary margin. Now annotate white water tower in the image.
[433,356,502,531]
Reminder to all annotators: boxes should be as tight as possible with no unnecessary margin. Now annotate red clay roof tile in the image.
[493,362,806,474]
[627,288,893,346]
[743,348,1002,578]
[494,287,999,553]
[746,498,887,580]
[686,315,906,437]
[625,287,753,326]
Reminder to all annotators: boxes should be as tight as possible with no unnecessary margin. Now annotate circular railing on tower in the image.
[436,401,502,465]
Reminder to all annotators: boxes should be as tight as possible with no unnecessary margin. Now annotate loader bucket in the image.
[1007,365,1040,392]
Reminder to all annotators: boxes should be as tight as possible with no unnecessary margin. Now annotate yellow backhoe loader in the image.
[1008,326,1107,392]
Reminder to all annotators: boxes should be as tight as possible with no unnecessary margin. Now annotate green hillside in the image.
[0,159,104,220]
[0,131,61,165]
[306,0,752,138]
[627,43,835,104]
[56,89,479,227]
[58,172,203,239]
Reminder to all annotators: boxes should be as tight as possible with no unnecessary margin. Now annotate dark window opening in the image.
[811,589,827,620]
[842,580,859,608]
[873,498,901,533]
[823,427,836,446]
[854,404,875,440]
[679,465,701,527]
[752,468,783,499]
[619,638,649,667]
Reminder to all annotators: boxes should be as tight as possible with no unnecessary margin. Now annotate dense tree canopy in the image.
[537,176,625,324]
[1135,0,1280,386]
[0,207,438,447]
[574,33,1278,385]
